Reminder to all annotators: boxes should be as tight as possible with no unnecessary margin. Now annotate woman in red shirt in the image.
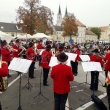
[90,49,104,91]
[1,40,12,77]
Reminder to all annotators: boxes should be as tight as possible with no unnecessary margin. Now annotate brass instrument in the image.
[18,45,27,56]
[0,76,8,92]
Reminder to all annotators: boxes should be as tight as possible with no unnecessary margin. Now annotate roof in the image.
[0,22,22,33]
[75,20,86,27]
[86,30,97,36]
[100,26,108,31]
[54,25,63,31]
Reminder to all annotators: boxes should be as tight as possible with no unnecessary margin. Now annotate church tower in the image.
[56,4,62,26]
[65,6,68,17]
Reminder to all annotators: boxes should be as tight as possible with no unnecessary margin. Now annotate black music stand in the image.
[34,68,49,101]
[15,72,27,79]
[79,72,90,88]
[22,73,32,91]
[17,72,22,110]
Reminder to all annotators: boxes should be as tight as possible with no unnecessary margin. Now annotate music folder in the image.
[8,58,32,73]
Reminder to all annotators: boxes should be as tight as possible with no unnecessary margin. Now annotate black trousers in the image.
[90,71,99,90]
[43,68,49,84]
[54,92,68,110]
[71,61,78,75]
[107,85,110,110]
[29,62,35,78]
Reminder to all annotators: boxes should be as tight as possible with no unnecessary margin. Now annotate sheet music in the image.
[8,58,32,73]
[80,55,90,62]
[82,62,95,72]
[92,62,102,71]
[65,53,77,62]
[82,62,102,72]
[49,57,71,67]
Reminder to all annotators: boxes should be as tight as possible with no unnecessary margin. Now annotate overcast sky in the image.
[0,0,110,27]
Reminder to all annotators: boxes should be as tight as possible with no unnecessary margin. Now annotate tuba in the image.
[0,60,8,92]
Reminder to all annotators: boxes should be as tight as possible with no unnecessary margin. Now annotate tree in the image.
[90,27,101,40]
[61,13,78,39]
[16,0,53,35]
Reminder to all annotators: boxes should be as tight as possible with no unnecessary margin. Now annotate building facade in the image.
[100,24,110,41]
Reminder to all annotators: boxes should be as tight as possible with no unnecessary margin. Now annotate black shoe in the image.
[43,84,49,86]
[8,74,11,78]
[103,85,106,87]
[30,76,36,79]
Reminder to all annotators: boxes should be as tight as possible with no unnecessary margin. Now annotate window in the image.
[11,33,14,36]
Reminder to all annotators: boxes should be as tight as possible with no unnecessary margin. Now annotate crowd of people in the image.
[0,38,110,110]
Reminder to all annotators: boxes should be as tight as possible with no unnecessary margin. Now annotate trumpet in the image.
[6,45,18,52]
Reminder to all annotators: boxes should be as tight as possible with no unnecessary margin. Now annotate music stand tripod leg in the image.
[34,69,49,101]
[17,73,22,110]
[22,74,32,91]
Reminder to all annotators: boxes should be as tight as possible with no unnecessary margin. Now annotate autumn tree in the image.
[61,13,78,39]
[16,0,53,35]
[90,27,101,40]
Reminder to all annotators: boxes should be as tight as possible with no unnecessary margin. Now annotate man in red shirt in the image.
[27,42,36,78]
[71,45,80,76]
[51,52,74,110]
[37,40,44,49]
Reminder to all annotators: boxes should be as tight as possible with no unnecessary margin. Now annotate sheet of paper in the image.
[39,49,45,55]
[82,62,95,72]
[80,55,90,62]
[65,53,77,62]
[8,58,32,73]
[49,57,71,67]
[92,62,102,71]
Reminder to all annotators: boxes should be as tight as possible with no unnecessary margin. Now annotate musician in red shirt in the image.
[37,40,44,49]
[90,49,104,91]
[40,45,52,86]
[51,52,74,110]
[12,39,22,58]
[103,48,110,87]
[1,40,12,77]
[27,42,36,78]
[71,45,80,76]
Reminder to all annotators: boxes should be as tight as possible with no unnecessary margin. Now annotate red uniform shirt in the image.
[71,49,80,62]
[104,53,110,71]
[51,64,74,94]
[90,55,104,66]
[27,47,36,62]
[37,43,44,49]
[12,45,22,58]
[40,50,52,69]
[0,63,8,77]
[1,48,11,62]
